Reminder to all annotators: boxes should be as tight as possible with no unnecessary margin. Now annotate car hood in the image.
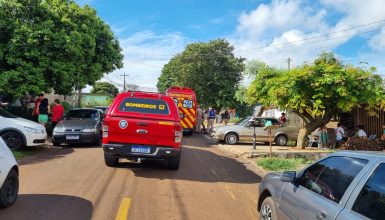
[58,119,97,130]
[6,117,45,130]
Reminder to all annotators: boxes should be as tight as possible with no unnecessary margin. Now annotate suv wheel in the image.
[104,153,119,167]
[167,152,181,170]
[260,197,277,220]
[0,169,19,208]
[52,140,60,147]
[1,131,24,150]
[225,133,238,145]
[275,135,288,146]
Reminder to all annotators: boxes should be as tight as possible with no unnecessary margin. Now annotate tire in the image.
[1,131,24,150]
[275,134,288,146]
[225,133,238,145]
[167,152,181,170]
[0,169,19,208]
[260,197,277,220]
[52,139,60,147]
[104,153,119,167]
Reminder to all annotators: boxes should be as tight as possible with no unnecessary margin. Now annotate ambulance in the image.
[165,87,197,134]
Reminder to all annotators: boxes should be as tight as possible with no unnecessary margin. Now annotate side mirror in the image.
[280,171,296,182]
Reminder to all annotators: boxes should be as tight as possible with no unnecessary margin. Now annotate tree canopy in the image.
[0,0,123,99]
[157,39,245,108]
[91,82,119,97]
[247,52,385,148]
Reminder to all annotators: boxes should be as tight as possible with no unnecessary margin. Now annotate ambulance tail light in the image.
[175,123,182,143]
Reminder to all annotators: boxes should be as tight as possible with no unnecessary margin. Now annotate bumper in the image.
[212,131,225,140]
[103,144,180,159]
[26,132,47,146]
[53,132,99,144]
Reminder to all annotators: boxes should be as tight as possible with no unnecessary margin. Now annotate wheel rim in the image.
[5,177,16,201]
[277,136,287,145]
[3,133,21,148]
[227,135,237,144]
[261,203,272,220]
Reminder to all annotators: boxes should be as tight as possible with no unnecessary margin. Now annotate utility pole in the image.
[286,57,292,70]
[120,72,129,92]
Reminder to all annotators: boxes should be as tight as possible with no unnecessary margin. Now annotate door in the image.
[278,156,369,220]
[240,118,267,142]
[336,161,385,220]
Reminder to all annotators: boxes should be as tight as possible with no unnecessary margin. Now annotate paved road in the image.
[0,135,262,220]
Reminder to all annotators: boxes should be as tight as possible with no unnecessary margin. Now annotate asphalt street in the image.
[0,135,261,220]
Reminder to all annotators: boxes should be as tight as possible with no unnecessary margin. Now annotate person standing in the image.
[195,105,203,133]
[279,112,287,124]
[335,122,346,142]
[222,109,229,125]
[207,107,216,133]
[38,98,51,127]
[51,99,64,128]
[32,93,44,122]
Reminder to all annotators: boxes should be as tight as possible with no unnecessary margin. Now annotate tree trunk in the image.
[296,128,309,149]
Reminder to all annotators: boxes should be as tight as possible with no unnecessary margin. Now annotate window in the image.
[0,107,17,118]
[119,98,170,115]
[182,100,193,109]
[352,163,385,220]
[66,109,99,119]
[300,156,368,203]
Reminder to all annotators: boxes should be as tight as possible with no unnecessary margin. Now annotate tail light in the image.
[102,121,109,138]
[175,123,182,143]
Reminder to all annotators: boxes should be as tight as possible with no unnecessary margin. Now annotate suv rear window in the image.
[119,98,169,115]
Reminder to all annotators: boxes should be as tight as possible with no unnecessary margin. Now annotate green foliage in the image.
[157,39,245,108]
[61,101,73,113]
[0,0,123,99]
[11,148,41,159]
[256,157,311,171]
[91,82,119,97]
[247,52,385,147]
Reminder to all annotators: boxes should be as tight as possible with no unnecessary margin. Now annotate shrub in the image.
[256,157,311,171]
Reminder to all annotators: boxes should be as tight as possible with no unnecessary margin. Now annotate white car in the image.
[0,107,46,150]
[0,137,19,207]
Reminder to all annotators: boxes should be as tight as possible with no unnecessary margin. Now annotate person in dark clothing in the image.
[38,98,51,127]
[32,93,44,122]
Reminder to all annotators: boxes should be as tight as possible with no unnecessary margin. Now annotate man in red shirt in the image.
[32,93,44,122]
[52,99,64,128]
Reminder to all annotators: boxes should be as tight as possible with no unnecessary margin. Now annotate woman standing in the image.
[38,98,51,127]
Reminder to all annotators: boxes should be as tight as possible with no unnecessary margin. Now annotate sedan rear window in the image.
[119,98,169,115]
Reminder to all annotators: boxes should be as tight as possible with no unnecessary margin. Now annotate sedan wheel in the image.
[0,169,19,208]
[275,135,288,146]
[1,131,24,150]
[225,133,238,145]
[260,197,276,220]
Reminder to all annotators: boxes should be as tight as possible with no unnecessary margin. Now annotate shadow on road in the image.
[18,147,74,165]
[0,194,93,220]
[117,146,262,184]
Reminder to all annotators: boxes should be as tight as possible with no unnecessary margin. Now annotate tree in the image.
[247,52,385,148]
[91,82,119,97]
[157,39,245,108]
[0,0,123,99]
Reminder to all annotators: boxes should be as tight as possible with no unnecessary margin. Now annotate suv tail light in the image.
[102,121,109,138]
[175,123,182,143]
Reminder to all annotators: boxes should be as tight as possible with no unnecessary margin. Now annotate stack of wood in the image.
[340,139,385,151]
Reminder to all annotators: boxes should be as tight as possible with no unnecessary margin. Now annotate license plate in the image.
[66,135,79,140]
[131,146,151,154]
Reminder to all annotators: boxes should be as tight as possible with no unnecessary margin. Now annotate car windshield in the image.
[65,109,98,120]
[0,107,17,118]
[235,116,251,126]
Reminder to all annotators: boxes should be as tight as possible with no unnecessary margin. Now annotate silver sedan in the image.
[212,116,298,146]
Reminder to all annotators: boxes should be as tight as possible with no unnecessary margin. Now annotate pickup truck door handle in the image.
[136,129,148,134]
[316,212,326,220]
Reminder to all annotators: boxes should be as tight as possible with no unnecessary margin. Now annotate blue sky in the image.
[76,0,385,91]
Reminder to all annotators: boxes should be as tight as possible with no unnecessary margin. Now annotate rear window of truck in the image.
[118,97,170,115]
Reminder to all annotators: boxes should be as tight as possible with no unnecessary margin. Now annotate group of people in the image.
[312,123,369,148]
[195,106,230,134]
[32,93,64,128]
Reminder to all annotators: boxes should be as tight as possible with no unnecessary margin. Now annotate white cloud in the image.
[102,31,189,92]
[231,0,385,72]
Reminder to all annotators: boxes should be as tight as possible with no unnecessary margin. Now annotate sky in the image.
[76,0,385,92]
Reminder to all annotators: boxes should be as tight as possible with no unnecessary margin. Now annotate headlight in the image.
[24,126,39,134]
[83,128,97,133]
[53,126,65,133]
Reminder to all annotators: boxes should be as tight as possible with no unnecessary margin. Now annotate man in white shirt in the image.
[335,123,346,141]
[356,125,368,140]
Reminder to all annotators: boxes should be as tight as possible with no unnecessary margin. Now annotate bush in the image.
[256,157,311,171]
[229,117,241,123]
[61,101,73,113]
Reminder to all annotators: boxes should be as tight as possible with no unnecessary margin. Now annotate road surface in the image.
[0,135,262,220]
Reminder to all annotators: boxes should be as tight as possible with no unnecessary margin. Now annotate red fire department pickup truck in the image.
[102,91,182,170]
